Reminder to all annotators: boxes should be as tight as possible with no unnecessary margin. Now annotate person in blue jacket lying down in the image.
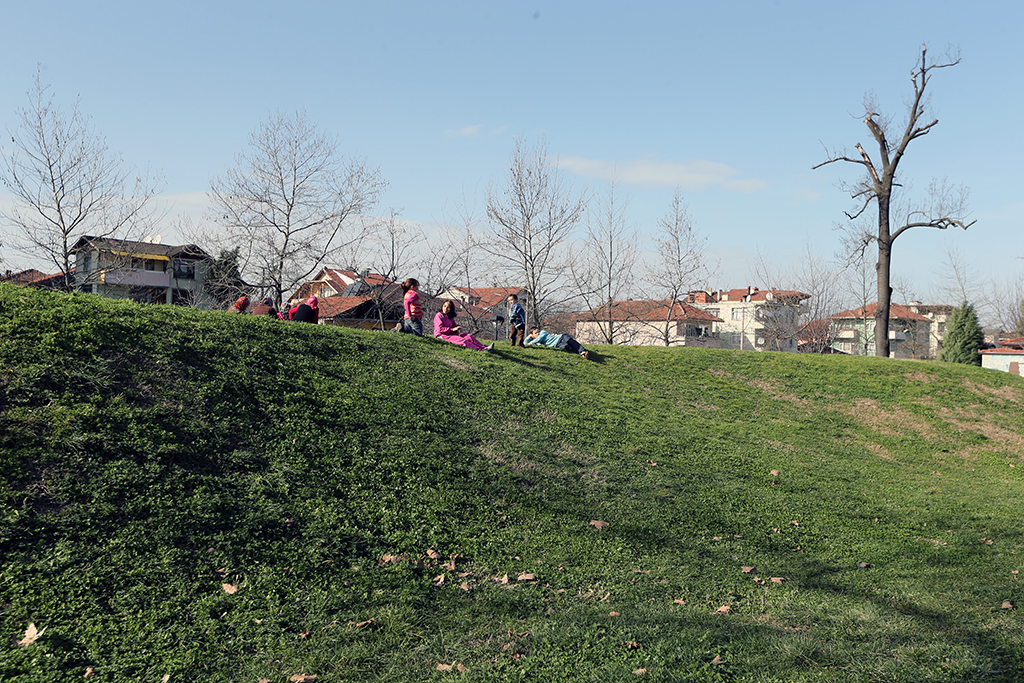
[524,327,590,360]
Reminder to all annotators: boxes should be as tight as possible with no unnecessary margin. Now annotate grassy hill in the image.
[2,283,1023,682]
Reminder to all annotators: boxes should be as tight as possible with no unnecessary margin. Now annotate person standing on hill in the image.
[507,293,526,347]
[228,295,250,313]
[290,296,319,324]
[401,278,423,336]
[434,300,494,351]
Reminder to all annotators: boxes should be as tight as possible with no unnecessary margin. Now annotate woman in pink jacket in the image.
[433,300,494,352]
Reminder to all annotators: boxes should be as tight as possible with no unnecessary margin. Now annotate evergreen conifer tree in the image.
[938,301,984,365]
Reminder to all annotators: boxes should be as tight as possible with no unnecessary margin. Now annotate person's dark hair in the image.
[508,293,519,302]
[441,300,457,317]
[402,278,419,293]
[529,327,540,334]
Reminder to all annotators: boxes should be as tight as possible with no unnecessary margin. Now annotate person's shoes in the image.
[581,350,590,360]
[485,343,495,352]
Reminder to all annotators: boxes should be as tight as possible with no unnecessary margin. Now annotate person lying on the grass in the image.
[434,300,494,352]
[524,327,589,360]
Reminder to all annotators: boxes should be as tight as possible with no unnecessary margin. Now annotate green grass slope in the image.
[2,283,1024,682]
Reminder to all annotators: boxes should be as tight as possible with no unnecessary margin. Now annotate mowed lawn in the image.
[1,283,1023,682]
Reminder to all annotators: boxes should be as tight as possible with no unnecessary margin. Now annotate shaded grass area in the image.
[1,283,1024,681]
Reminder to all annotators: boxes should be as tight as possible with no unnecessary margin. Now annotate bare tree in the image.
[208,111,386,305]
[987,272,1024,336]
[814,45,974,357]
[362,208,423,330]
[569,181,640,344]
[483,136,587,329]
[0,71,162,289]
[643,189,713,346]
[751,243,843,352]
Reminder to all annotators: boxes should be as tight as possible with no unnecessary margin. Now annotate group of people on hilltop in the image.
[227,281,590,360]
[227,294,319,324]
[400,279,589,359]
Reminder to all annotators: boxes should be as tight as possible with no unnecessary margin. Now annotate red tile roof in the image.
[316,296,372,318]
[981,348,1024,355]
[717,287,809,302]
[583,299,723,323]
[829,302,931,322]
[446,286,525,309]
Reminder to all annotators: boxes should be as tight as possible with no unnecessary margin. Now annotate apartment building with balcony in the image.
[71,236,214,307]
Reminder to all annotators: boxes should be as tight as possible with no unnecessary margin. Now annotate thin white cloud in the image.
[557,155,765,193]
[444,125,484,139]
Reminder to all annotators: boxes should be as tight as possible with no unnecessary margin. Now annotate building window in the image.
[130,287,166,304]
[173,259,196,279]
[82,253,93,271]
[731,309,744,321]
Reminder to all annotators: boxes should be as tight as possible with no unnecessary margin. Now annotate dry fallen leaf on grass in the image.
[741,566,756,574]
[979,538,994,545]
[710,654,724,665]
[495,573,509,585]
[379,553,407,565]
[432,574,446,586]
[770,577,787,584]
[754,577,766,585]
[673,599,687,605]
[517,573,536,581]
[1002,601,1014,610]
[609,611,620,617]
[646,459,658,466]
[770,470,780,476]
[221,583,238,594]
[84,667,96,678]
[288,675,317,682]
[633,668,647,675]
[790,520,799,526]
[590,520,609,530]
[348,618,377,629]
[624,640,641,649]
[16,623,45,647]
[856,562,873,569]
[459,581,471,592]
[426,549,442,560]
[715,605,731,614]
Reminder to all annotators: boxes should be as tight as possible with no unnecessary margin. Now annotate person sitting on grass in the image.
[434,300,494,352]
[524,327,590,360]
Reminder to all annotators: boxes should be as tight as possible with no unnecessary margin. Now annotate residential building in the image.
[906,301,953,358]
[286,268,396,307]
[981,338,1024,376]
[829,302,933,358]
[70,236,214,307]
[0,269,70,290]
[686,287,810,352]
[574,299,722,347]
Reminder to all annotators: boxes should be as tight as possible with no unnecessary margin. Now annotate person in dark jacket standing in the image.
[507,293,526,347]
[290,296,319,324]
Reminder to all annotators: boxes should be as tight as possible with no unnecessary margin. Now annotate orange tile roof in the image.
[583,299,723,323]
[829,302,931,322]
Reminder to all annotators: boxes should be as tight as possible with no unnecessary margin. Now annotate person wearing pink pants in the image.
[433,300,494,352]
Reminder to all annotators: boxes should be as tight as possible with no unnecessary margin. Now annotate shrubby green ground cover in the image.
[1,283,1023,682]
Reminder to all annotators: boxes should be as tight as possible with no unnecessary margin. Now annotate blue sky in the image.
[2,0,1021,308]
